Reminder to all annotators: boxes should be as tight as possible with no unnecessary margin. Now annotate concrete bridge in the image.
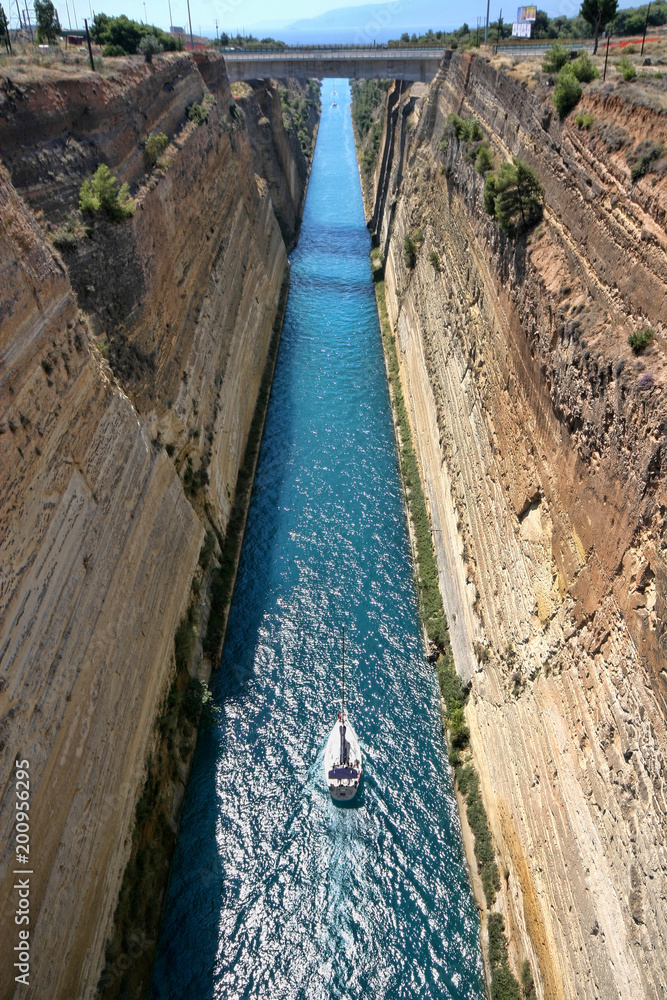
[222,47,444,83]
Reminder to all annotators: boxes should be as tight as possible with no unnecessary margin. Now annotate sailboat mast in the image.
[341,626,345,724]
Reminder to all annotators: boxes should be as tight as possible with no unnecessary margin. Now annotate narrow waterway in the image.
[150,80,484,1000]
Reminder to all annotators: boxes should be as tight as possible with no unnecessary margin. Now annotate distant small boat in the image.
[324,627,361,801]
[331,88,338,108]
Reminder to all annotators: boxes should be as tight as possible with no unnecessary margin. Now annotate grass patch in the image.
[372,272,519,1000]
[456,763,501,907]
[575,112,595,129]
[374,280,447,648]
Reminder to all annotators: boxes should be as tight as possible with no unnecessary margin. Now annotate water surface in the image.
[150,79,484,1000]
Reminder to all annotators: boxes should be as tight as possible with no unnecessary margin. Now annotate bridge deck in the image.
[222,47,445,83]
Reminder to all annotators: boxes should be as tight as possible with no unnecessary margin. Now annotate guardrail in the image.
[219,44,446,52]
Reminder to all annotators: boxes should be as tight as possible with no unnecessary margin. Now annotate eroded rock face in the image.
[238,78,320,251]
[0,54,319,999]
[371,54,666,1000]
[0,161,203,999]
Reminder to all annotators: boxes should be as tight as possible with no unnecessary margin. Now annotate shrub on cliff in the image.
[627,140,663,181]
[370,247,385,281]
[475,142,494,174]
[484,158,544,237]
[575,112,595,128]
[187,93,217,125]
[628,328,653,353]
[553,67,582,116]
[403,234,417,268]
[542,40,569,73]
[445,113,483,143]
[617,53,637,80]
[488,913,522,1000]
[79,164,135,221]
[521,961,537,1000]
[144,131,168,168]
[50,214,91,251]
[571,51,599,82]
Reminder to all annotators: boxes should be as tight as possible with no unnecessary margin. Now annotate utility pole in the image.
[215,17,218,41]
[603,30,611,80]
[143,1,146,24]
[497,8,503,43]
[167,0,172,31]
[24,2,33,41]
[186,0,193,50]
[641,1,651,55]
[84,16,94,68]
[485,0,490,43]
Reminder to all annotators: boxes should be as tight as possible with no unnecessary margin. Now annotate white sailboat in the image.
[331,88,338,108]
[324,627,362,801]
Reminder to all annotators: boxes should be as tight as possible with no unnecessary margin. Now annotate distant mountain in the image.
[243,0,641,44]
[258,1,460,45]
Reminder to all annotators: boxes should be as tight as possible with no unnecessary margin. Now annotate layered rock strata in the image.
[369,54,667,1000]
[0,53,318,999]
[237,77,320,251]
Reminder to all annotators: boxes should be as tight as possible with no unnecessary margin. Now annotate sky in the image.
[42,0,645,41]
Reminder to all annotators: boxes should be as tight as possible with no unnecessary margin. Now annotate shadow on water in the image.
[150,78,485,1000]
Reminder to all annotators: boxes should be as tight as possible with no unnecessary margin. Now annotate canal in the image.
[150,79,484,1000]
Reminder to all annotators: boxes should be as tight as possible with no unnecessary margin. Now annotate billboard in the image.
[512,20,532,36]
[517,5,537,20]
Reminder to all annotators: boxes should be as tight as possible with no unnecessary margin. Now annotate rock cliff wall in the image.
[369,53,667,1000]
[0,53,318,999]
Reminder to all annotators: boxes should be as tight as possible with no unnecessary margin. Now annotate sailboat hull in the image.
[324,719,362,801]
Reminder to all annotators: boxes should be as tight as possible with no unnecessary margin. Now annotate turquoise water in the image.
[150,80,484,1000]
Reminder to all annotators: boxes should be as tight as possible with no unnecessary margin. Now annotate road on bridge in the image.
[222,46,445,83]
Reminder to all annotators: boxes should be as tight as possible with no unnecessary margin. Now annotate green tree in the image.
[475,142,494,174]
[79,164,135,220]
[570,50,599,81]
[144,131,168,166]
[485,159,544,236]
[580,0,618,53]
[90,12,181,54]
[554,67,582,115]
[532,9,552,36]
[34,0,60,43]
[138,32,163,61]
[542,40,570,73]
[0,3,11,52]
